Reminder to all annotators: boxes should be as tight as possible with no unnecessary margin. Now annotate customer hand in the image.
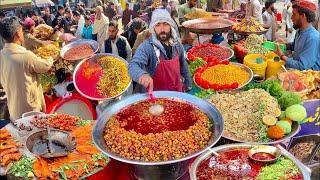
[276,38,288,44]
[139,74,153,92]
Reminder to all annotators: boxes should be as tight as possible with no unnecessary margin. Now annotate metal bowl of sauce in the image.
[248,145,281,163]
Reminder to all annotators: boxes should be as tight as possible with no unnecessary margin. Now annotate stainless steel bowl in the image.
[193,62,253,91]
[189,144,311,180]
[93,91,224,180]
[73,53,132,101]
[60,39,99,61]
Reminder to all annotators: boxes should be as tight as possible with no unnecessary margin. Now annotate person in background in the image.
[105,2,117,21]
[178,0,197,24]
[23,17,50,51]
[263,0,277,41]
[122,17,146,48]
[64,8,75,34]
[178,0,197,45]
[246,0,263,23]
[275,0,319,70]
[132,29,151,54]
[31,12,45,26]
[0,16,53,121]
[104,21,132,61]
[129,9,192,93]
[0,12,5,51]
[207,0,223,12]
[73,11,85,38]
[82,15,93,39]
[52,5,66,29]
[283,0,296,42]
[93,6,109,52]
[161,0,172,14]
[42,7,55,26]
[122,3,134,30]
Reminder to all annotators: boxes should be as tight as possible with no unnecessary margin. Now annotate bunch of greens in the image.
[257,103,270,142]
[256,157,301,180]
[188,58,207,76]
[8,156,35,178]
[76,119,92,127]
[194,89,216,99]
[244,80,302,110]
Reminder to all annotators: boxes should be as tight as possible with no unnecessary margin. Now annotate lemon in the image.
[262,115,278,126]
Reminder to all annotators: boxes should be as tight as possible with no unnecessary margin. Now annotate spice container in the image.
[266,52,284,78]
[244,54,267,78]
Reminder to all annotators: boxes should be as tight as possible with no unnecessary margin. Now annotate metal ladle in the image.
[148,91,164,116]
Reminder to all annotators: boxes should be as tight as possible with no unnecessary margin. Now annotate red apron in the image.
[152,48,184,92]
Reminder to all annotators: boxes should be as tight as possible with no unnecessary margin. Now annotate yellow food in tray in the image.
[185,10,213,20]
[34,44,60,59]
[233,17,266,32]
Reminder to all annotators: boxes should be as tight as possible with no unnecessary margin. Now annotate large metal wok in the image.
[93,91,224,180]
[182,18,234,34]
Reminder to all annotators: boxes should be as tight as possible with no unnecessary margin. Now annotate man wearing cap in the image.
[23,17,50,51]
[52,5,67,29]
[276,0,320,70]
[128,9,192,92]
[0,17,54,121]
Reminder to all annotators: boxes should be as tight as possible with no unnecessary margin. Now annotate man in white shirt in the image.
[73,11,85,39]
[246,0,263,23]
[263,0,277,41]
[104,21,132,61]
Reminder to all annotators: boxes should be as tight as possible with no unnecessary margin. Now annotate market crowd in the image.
[0,0,319,122]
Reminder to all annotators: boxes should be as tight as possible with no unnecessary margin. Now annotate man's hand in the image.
[288,28,293,33]
[276,38,288,45]
[139,74,153,92]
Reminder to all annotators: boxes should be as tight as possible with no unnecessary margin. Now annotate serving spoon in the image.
[148,90,164,116]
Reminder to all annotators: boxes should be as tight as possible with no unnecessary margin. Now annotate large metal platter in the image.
[222,122,301,145]
[189,144,311,180]
[92,91,224,166]
[193,62,253,91]
[73,53,132,101]
[182,18,234,34]
[60,39,99,61]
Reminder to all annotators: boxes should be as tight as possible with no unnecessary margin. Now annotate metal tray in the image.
[60,39,99,61]
[182,18,234,34]
[189,144,311,180]
[222,122,301,145]
[187,45,234,62]
[92,91,224,166]
[73,53,132,101]
[193,62,253,91]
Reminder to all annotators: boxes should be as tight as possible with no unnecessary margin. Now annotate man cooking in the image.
[275,0,320,70]
[128,9,192,92]
[0,17,53,121]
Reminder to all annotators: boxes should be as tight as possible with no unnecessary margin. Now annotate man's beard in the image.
[293,19,302,30]
[156,31,171,42]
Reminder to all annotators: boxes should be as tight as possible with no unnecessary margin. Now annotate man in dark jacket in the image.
[121,17,146,48]
[104,21,132,61]
[42,7,55,26]
[52,5,66,29]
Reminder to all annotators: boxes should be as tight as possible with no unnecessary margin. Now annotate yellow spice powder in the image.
[201,64,250,85]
